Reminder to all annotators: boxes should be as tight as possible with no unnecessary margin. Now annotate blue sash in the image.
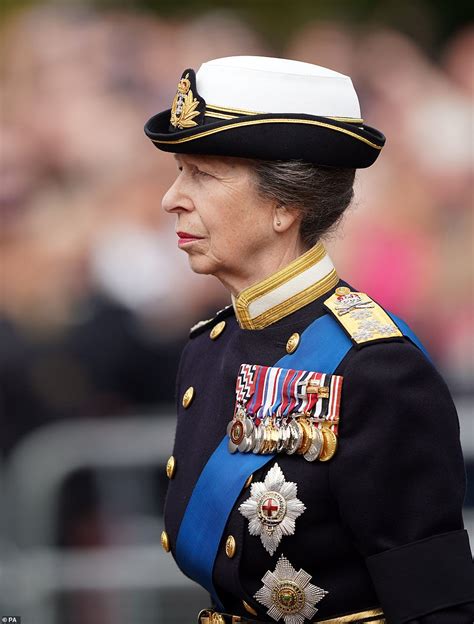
[175,312,429,605]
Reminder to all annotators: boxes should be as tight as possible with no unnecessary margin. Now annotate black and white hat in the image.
[144,56,385,168]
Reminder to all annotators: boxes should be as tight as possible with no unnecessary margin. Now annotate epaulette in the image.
[324,286,402,347]
[189,304,234,338]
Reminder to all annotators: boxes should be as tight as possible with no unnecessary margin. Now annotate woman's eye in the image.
[177,164,212,177]
[194,167,210,177]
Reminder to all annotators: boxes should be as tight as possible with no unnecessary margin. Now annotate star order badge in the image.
[239,464,305,556]
[254,554,328,624]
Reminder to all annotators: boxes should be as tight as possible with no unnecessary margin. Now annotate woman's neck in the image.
[218,236,311,297]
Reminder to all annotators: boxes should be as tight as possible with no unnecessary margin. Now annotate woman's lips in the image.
[177,231,204,246]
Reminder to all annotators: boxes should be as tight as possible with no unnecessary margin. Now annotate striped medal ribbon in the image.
[227,363,343,456]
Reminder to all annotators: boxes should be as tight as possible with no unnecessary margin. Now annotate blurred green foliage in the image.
[2,0,473,53]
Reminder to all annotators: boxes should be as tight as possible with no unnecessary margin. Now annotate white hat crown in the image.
[196,55,361,120]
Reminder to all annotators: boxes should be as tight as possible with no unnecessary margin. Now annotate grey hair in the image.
[252,160,356,247]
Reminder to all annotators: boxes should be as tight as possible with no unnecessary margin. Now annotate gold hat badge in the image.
[170,71,202,130]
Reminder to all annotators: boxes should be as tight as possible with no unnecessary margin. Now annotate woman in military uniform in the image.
[144,56,473,624]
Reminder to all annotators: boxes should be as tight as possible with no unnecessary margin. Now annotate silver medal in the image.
[303,426,324,462]
[286,420,302,455]
[252,425,266,454]
[276,424,291,453]
[238,416,255,452]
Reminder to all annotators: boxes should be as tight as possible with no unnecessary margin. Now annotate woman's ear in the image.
[273,204,300,233]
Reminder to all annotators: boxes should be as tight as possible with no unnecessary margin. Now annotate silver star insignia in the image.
[254,554,328,624]
[238,463,305,556]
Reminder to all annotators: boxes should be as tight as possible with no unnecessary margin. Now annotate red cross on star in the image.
[262,498,279,517]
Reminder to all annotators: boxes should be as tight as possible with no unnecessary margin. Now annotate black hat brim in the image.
[144,110,385,168]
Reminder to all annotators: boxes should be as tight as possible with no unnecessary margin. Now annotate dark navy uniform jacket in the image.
[162,244,474,623]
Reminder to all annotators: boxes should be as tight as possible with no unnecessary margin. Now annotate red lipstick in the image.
[177,231,204,246]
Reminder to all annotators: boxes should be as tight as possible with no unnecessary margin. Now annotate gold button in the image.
[210,320,226,340]
[244,474,253,489]
[242,600,258,616]
[286,332,300,354]
[182,386,195,408]
[225,535,236,558]
[335,286,351,295]
[166,456,176,479]
[161,530,170,552]
[210,614,225,624]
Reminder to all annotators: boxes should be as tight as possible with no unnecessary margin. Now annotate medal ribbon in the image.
[314,373,327,419]
[235,363,257,405]
[259,366,279,421]
[246,366,265,416]
[280,368,296,418]
[236,364,343,423]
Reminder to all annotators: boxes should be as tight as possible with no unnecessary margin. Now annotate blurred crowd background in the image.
[0,1,473,622]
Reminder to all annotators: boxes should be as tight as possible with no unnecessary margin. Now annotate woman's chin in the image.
[187,255,218,276]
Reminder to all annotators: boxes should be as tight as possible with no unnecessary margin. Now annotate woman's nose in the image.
[162,176,194,214]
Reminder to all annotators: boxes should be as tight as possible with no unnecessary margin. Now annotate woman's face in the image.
[162,153,276,290]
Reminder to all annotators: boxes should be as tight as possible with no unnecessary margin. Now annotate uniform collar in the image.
[232,241,338,330]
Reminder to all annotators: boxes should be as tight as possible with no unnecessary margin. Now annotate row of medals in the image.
[227,408,338,462]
